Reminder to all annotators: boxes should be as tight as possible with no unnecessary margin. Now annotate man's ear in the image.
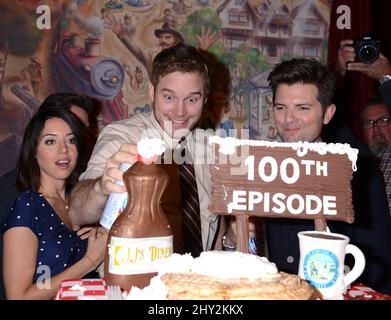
[323,104,336,125]
[148,82,154,102]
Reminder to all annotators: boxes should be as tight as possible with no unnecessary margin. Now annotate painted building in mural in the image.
[217,0,330,140]
[0,0,331,175]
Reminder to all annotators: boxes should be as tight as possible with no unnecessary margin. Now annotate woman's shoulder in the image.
[14,190,41,199]
[1,190,48,234]
[9,190,47,208]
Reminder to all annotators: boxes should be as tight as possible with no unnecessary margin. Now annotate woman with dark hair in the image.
[0,92,97,221]
[16,107,85,195]
[1,107,106,299]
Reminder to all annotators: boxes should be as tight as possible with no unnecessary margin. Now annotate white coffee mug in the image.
[298,231,366,300]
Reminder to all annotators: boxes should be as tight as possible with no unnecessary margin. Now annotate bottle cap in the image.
[136,153,157,163]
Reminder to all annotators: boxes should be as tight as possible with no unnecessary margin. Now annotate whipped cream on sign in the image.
[137,138,166,159]
[191,251,278,279]
[209,136,359,171]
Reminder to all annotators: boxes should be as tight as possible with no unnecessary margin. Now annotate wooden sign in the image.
[208,137,358,252]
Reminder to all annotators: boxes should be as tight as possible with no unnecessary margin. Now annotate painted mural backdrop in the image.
[0,0,331,175]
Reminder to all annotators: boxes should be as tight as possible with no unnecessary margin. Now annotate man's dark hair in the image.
[151,43,210,97]
[361,95,388,121]
[16,107,85,195]
[267,58,336,109]
[40,92,94,120]
[364,95,386,108]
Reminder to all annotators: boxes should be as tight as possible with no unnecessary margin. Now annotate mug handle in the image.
[344,244,366,287]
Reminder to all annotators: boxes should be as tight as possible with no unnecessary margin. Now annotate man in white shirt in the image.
[68,43,224,254]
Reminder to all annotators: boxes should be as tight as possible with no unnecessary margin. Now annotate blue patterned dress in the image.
[1,191,87,283]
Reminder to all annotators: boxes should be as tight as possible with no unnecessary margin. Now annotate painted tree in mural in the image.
[181,8,228,129]
[181,8,223,55]
[180,7,273,128]
[220,44,271,122]
[0,0,42,109]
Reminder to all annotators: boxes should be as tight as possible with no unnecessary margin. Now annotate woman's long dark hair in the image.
[16,107,85,195]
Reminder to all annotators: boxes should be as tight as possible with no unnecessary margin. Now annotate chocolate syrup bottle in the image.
[104,160,173,290]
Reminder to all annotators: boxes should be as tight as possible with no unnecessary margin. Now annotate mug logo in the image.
[303,249,339,288]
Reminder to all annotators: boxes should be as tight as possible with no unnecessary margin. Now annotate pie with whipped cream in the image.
[161,271,313,300]
[126,251,315,300]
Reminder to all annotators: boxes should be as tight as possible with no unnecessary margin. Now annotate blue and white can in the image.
[99,162,132,230]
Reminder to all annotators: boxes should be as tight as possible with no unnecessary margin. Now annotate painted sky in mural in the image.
[0,0,331,175]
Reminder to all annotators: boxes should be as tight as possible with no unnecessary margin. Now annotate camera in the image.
[353,33,381,64]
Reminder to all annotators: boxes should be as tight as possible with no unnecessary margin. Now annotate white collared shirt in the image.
[80,112,219,250]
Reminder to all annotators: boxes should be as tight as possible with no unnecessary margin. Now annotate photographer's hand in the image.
[336,39,355,77]
[347,53,391,81]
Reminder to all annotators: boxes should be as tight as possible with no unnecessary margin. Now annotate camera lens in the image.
[358,44,379,64]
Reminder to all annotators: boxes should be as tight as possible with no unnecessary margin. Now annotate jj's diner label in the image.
[108,235,173,275]
[208,139,356,223]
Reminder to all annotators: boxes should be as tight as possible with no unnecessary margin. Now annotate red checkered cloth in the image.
[54,279,107,300]
[54,279,391,300]
[344,283,391,300]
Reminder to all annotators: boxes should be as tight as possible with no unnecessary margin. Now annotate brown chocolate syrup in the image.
[104,161,173,290]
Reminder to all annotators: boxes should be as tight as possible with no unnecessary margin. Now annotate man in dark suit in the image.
[265,57,391,295]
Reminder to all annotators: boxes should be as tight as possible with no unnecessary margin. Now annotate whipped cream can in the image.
[249,237,258,255]
[100,162,132,230]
